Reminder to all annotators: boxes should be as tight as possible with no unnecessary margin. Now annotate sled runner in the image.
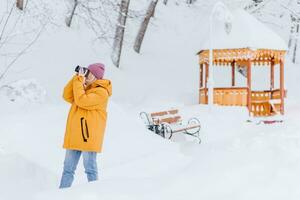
[140,109,201,143]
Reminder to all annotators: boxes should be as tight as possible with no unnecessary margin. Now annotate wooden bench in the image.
[140,109,201,143]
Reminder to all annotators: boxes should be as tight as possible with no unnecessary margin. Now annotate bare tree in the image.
[186,0,197,4]
[282,0,300,63]
[111,0,130,68]
[246,0,300,63]
[292,20,299,63]
[68,0,119,44]
[0,0,48,82]
[163,0,168,5]
[288,14,296,55]
[66,0,79,27]
[0,25,45,81]
[276,0,300,63]
[288,21,294,53]
[134,0,158,54]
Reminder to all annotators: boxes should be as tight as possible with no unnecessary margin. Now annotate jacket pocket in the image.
[80,117,90,142]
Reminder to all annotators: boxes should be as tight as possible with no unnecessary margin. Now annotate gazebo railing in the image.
[199,87,248,106]
[251,89,286,116]
[199,88,208,104]
[199,88,286,116]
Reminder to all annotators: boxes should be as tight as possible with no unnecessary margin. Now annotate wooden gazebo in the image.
[198,9,287,117]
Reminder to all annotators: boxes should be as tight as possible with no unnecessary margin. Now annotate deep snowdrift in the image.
[0,1,300,200]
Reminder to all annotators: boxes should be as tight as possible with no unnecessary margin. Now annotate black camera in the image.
[75,65,90,77]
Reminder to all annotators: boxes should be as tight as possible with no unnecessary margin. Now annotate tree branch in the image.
[0,23,46,81]
[0,4,15,42]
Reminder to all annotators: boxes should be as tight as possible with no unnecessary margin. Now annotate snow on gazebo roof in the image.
[200,9,287,51]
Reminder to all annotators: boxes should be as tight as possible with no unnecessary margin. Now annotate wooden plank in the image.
[151,109,178,117]
[205,63,209,88]
[213,87,248,90]
[168,110,178,115]
[223,91,231,105]
[247,61,252,115]
[212,87,248,106]
[172,125,201,133]
[151,111,168,117]
[236,90,243,106]
[160,116,181,124]
[270,60,274,89]
[200,64,203,88]
[231,61,235,86]
[271,89,281,99]
[199,88,208,104]
[213,90,222,105]
[251,91,270,102]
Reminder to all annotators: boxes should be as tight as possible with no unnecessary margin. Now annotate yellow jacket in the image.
[62,75,112,152]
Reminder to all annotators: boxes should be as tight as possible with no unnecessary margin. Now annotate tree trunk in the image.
[66,0,78,27]
[187,0,197,4]
[288,15,295,54]
[134,0,158,54]
[293,21,299,63]
[111,0,130,68]
[151,0,159,17]
[16,0,24,10]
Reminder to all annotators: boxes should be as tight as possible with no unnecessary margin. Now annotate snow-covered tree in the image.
[65,0,78,27]
[0,0,50,81]
[134,0,158,54]
[246,0,300,63]
[111,0,130,68]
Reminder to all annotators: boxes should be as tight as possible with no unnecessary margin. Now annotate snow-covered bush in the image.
[0,79,46,103]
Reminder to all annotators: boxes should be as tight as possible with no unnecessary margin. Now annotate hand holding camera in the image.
[75,66,90,78]
[75,65,90,87]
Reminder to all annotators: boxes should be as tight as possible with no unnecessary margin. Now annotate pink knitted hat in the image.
[87,63,105,79]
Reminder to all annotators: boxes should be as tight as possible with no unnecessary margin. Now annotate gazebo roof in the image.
[198,48,286,65]
[200,9,287,51]
[198,9,287,65]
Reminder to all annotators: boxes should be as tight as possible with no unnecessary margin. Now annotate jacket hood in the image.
[92,79,112,96]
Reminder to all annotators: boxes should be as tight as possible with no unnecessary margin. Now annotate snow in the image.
[0,1,300,200]
[201,9,288,50]
[0,79,46,102]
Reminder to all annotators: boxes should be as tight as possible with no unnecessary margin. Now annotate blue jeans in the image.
[59,149,98,189]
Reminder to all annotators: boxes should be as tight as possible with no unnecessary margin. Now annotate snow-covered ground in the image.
[1,1,300,200]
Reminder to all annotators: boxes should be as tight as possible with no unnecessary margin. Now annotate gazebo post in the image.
[205,63,209,88]
[270,60,274,90]
[231,61,235,86]
[280,59,284,114]
[247,61,252,115]
[205,63,209,104]
[200,64,203,88]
